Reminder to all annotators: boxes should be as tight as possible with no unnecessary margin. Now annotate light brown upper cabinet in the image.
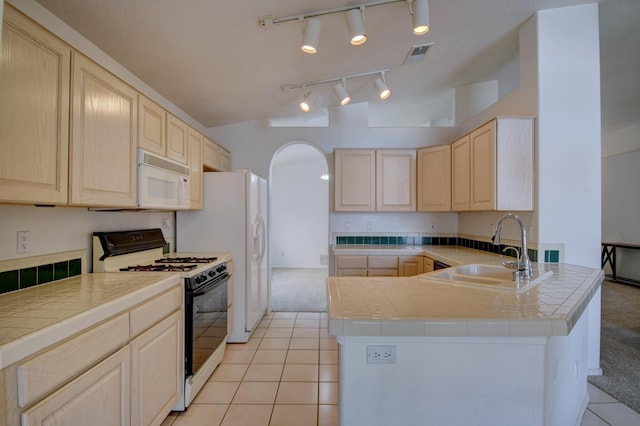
[417,144,451,212]
[138,95,166,155]
[0,5,70,205]
[203,138,232,172]
[452,117,534,211]
[166,114,189,165]
[334,149,416,212]
[69,52,138,208]
[376,150,416,212]
[187,128,204,210]
[451,135,471,211]
[334,149,376,211]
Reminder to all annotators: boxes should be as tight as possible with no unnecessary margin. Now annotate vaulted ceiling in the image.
[33,0,640,132]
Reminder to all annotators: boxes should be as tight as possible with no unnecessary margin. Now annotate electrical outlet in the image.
[367,345,396,364]
[17,230,31,254]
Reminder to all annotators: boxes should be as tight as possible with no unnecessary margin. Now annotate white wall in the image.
[271,148,329,268]
[0,204,174,264]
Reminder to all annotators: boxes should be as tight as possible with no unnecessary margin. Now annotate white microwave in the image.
[137,149,190,210]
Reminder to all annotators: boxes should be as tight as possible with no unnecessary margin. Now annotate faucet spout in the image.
[492,213,534,280]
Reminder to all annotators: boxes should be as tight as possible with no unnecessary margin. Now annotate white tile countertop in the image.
[0,272,180,369]
[328,260,604,338]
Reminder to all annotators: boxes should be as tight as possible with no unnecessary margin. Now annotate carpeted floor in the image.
[270,267,328,312]
[588,279,640,413]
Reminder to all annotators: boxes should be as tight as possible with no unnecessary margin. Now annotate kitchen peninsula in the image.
[327,249,603,426]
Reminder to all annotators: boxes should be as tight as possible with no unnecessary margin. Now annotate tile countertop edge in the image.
[327,266,604,338]
[0,273,181,369]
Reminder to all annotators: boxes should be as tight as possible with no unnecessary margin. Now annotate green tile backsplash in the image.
[0,258,82,296]
[335,235,551,264]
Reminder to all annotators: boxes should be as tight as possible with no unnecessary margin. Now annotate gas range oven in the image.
[93,228,230,411]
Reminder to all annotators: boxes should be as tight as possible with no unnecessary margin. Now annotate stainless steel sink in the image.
[421,264,552,292]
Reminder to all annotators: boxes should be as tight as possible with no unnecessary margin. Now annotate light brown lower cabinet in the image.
[423,257,435,273]
[0,285,182,426]
[399,256,424,277]
[336,255,434,277]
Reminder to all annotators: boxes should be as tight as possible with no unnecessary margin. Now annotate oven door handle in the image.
[192,273,230,297]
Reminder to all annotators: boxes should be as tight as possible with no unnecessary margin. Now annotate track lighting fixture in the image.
[411,0,430,35]
[299,88,312,112]
[259,0,431,52]
[282,69,390,109]
[374,72,391,100]
[333,80,351,106]
[301,17,321,54]
[346,8,367,46]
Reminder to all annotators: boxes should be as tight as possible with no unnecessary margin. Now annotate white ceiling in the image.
[32,0,640,132]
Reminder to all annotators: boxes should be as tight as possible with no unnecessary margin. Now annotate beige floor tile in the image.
[243,363,284,381]
[232,381,279,404]
[221,404,272,426]
[290,337,320,350]
[281,364,319,382]
[292,328,319,338]
[264,327,293,338]
[273,312,298,319]
[320,319,328,328]
[320,349,338,364]
[209,363,249,382]
[270,319,296,328]
[220,349,255,364]
[172,403,228,426]
[251,327,266,337]
[160,412,178,426]
[252,349,288,364]
[259,337,291,350]
[270,404,318,426]
[295,319,320,328]
[226,337,261,350]
[318,405,339,426]
[319,339,338,350]
[193,381,239,404]
[296,312,321,319]
[276,382,319,404]
[286,349,319,364]
[319,328,332,339]
[319,382,338,405]
[319,364,338,382]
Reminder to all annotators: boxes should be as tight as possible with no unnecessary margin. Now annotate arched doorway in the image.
[269,143,329,312]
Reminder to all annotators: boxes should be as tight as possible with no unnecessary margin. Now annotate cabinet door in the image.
[22,346,130,426]
[423,257,435,273]
[218,148,231,172]
[138,95,165,156]
[187,128,204,210]
[376,150,416,212]
[399,256,424,277]
[166,114,188,165]
[334,149,376,211]
[203,138,219,171]
[70,52,137,207]
[451,135,470,211]
[417,145,451,212]
[337,269,367,277]
[130,310,182,426]
[367,269,398,277]
[0,5,70,205]
[470,120,496,211]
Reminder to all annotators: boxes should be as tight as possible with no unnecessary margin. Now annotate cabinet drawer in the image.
[368,256,398,269]
[130,285,182,338]
[423,257,435,272]
[367,269,398,277]
[17,313,129,407]
[21,346,130,426]
[337,269,367,277]
[336,256,367,269]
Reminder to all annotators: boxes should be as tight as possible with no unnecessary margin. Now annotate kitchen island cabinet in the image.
[328,263,603,426]
[0,4,70,206]
[0,273,182,426]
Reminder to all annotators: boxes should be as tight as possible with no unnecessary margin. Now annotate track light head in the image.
[346,8,367,46]
[412,0,430,35]
[301,17,321,54]
[374,78,391,100]
[333,81,351,106]
[299,90,312,112]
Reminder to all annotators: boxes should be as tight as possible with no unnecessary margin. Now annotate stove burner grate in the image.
[155,256,218,264]
[120,264,198,272]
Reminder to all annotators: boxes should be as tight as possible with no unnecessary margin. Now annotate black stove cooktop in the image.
[119,264,198,272]
[155,256,218,264]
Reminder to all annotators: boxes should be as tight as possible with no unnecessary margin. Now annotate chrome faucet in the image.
[491,213,534,280]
